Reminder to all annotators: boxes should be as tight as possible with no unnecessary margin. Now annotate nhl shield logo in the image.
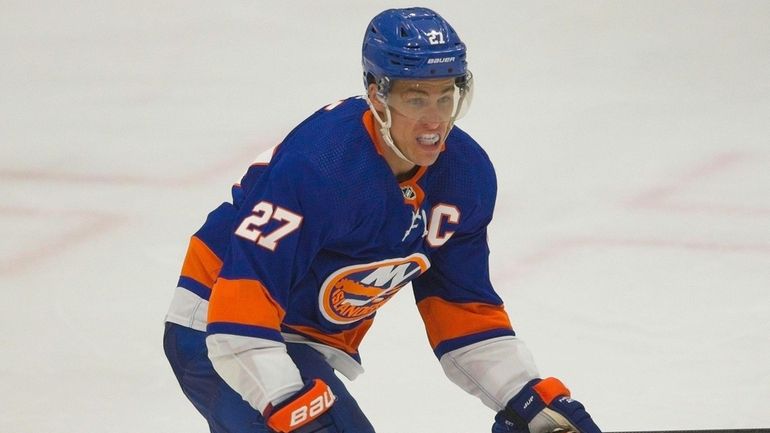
[401,185,417,200]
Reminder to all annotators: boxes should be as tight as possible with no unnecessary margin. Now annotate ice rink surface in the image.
[1,1,769,432]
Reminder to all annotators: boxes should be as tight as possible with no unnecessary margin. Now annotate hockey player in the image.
[163,7,602,433]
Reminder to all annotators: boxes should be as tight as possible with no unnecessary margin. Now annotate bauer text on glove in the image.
[264,379,336,433]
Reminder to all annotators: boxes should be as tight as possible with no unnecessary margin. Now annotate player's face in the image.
[387,78,455,166]
[369,78,457,174]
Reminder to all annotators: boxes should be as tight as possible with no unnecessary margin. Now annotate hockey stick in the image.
[609,429,770,433]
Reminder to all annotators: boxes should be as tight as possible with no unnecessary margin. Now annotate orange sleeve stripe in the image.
[533,377,571,404]
[180,236,223,289]
[207,278,286,331]
[416,296,513,349]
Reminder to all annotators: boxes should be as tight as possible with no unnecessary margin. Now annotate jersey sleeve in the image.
[412,153,515,359]
[167,161,272,331]
[413,222,516,358]
[207,153,340,340]
[414,221,540,412]
[205,152,344,412]
[177,203,236,300]
[175,162,270,304]
[412,158,540,411]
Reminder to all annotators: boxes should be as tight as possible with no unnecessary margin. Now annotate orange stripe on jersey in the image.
[285,319,374,356]
[362,110,385,156]
[416,296,513,349]
[208,278,286,331]
[180,236,223,288]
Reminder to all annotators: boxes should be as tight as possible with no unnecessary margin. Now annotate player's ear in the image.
[367,83,386,112]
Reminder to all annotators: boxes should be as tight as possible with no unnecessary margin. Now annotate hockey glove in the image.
[492,377,600,433]
[264,379,337,433]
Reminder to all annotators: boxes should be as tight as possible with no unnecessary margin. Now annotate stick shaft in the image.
[609,429,770,433]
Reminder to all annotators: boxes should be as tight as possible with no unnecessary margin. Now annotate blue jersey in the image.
[175,96,513,365]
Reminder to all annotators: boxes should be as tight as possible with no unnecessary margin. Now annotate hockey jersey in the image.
[165,96,538,413]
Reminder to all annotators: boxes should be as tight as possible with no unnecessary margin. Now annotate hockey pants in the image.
[163,322,375,433]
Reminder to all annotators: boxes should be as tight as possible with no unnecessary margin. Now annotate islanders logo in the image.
[319,253,430,325]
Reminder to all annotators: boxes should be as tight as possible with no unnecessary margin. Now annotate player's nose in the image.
[419,115,442,129]
[419,106,444,128]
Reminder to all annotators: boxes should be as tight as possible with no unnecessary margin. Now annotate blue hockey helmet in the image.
[362,7,469,92]
[361,8,474,165]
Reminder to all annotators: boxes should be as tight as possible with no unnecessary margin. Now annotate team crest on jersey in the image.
[319,254,430,325]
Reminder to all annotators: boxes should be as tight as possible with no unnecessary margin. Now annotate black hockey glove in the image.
[492,377,601,433]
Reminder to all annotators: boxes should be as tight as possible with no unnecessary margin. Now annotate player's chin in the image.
[411,142,443,166]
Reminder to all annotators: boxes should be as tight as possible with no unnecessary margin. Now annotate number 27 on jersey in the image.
[235,201,303,251]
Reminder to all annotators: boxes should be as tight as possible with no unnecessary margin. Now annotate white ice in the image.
[1,1,769,432]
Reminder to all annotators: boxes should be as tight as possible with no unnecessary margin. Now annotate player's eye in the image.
[437,95,453,106]
[405,97,428,108]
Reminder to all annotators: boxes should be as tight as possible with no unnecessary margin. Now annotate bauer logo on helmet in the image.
[427,57,456,64]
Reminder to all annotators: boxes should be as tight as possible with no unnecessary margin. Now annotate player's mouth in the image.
[416,133,440,146]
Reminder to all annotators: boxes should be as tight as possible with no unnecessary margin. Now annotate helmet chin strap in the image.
[365,95,415,165]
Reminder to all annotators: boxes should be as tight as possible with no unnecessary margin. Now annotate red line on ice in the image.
[627,151,770,216]
[0,208,123,276]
